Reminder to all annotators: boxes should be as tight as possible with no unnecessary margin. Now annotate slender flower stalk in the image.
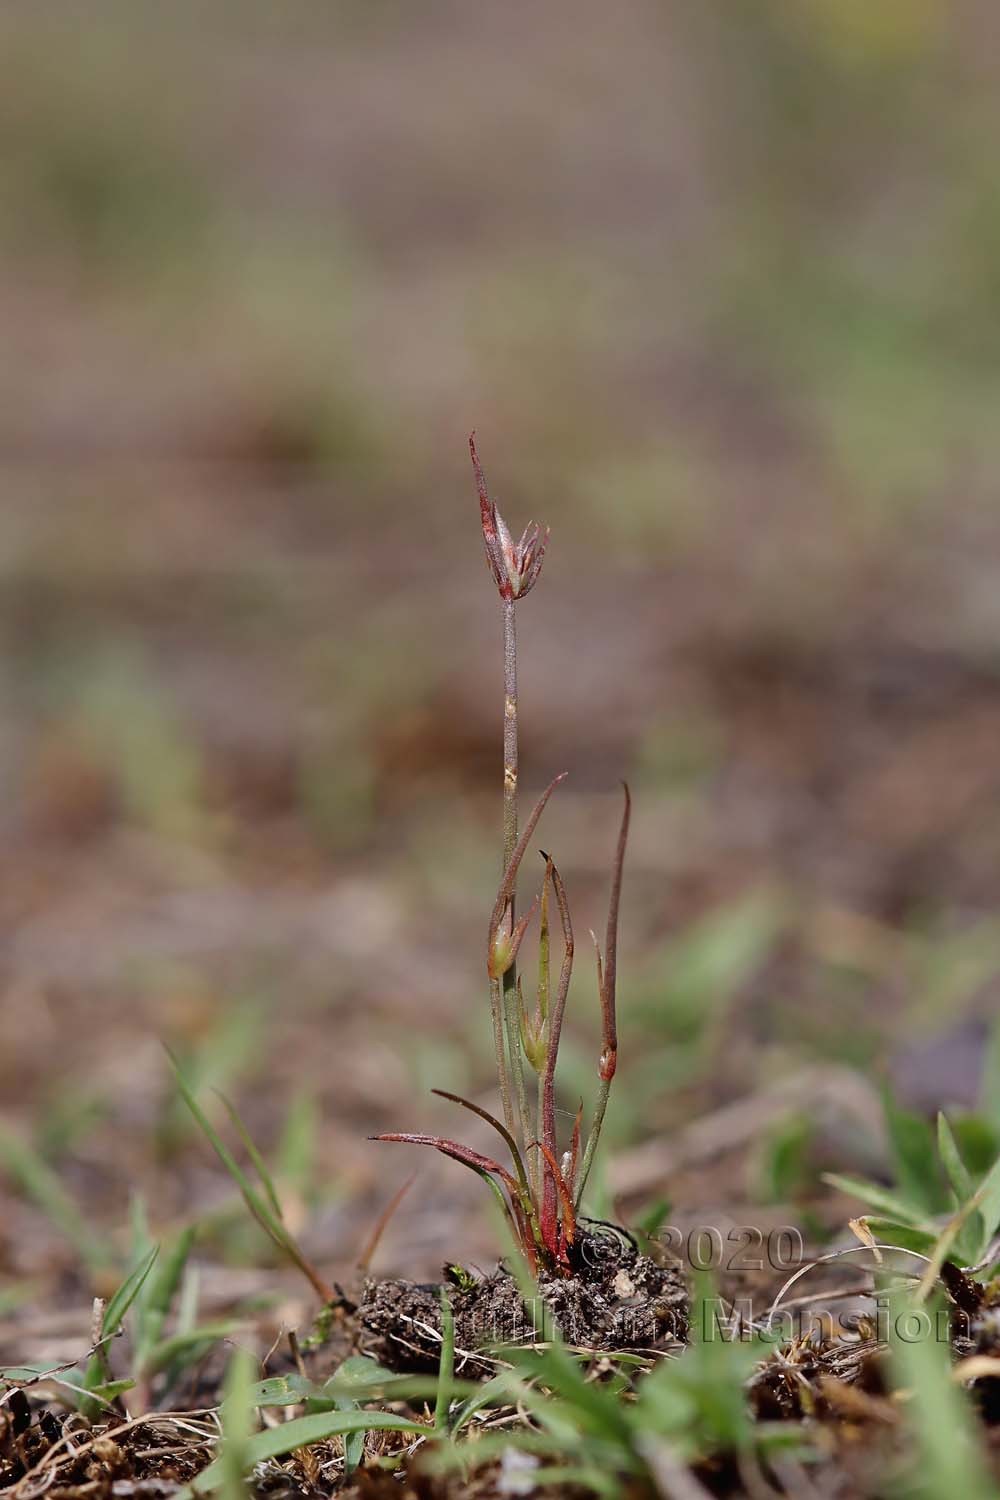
[500,594,532,1152]
[471,431,549,1154]
[371,436,630,1277]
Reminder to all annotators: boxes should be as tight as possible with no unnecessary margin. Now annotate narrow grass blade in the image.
[146,1322,239,1375]
[434,1290,456,1436]
[889,1291,994,1500]
[883,1087,945,1217]
[186,1411,428,1497]
[216,1092,283,1223]
[938,1114,975,1204]
[357,1173,416,1273]
[136,1226,196,1369]
[276,1090,319,1199]
[855,1219,937,1257]
[370,1133,519,1196]
[972,1143,1000,1249]
[168,1049,334,1303]
[0,1124,110,1274]
[822,1174,936,1230]
[218,1345,255,1500]
[451,1371,520,1436]
[431,1089,533,1196]
[371,1132,525,1250]
[80,1245,160,1414]
[102,1244,160,1337]
[325,1355,394,1476]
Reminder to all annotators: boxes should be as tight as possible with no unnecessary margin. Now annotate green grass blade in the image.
[0,1124,110,1274]
[883,1087,945,1217]
[889,1291,994,1500]
[244,1367,479,1411]
[86,1378,136,1405]
[168,1050,333,1302]
[176,1263,201,1337]
[276,1091,319,1200]
[219,1345,255,1500]
[102,1244,160,1338]
[169,1053,283,1240]
[937,1113,975,1204]
[434,1290,456,1436]
[633,1197,671,1239]
[822,1174,935,1230]
[973,1145,1000,1250]
[216,1092,283,1223]
[451,1372,519,1436]
[136,1226,196,1368]
[326,1355,390,1477]
[80,1244,160,1414]
[146,1322,239,1375]
[859,1219,937,1257]
[185,1411,428,1497]
[129,1194,157,1353]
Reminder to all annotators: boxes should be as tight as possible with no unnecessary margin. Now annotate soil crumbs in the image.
[9,1253,1000,1500]
[360,1227,688,1373]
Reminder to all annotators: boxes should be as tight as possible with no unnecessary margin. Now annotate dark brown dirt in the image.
[0,1401,216,1495]
[359,1226,688,1373]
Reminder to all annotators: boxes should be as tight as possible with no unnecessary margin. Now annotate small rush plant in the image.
[372,436,631,1276]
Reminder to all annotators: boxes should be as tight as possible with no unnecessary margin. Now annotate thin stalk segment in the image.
[575,785,631,1208]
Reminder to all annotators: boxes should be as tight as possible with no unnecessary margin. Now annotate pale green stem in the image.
[534,1068,545,1202]
[575,1079,610,1208]
[489,974,515,1142]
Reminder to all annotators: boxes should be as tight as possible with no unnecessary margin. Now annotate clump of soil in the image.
[360,1225,688,1372]
[0,1391,216,1495]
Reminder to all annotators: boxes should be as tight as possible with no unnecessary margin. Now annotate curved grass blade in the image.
[431,1089,533,1197]
[370,1133,518,1194]
[215,1092,283,1223]
[357,1172,417,1274]
[168,1049,334,1304]
[185,1410,428,1497]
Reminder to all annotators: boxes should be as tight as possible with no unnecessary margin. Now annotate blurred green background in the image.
[3,0,1000,1287]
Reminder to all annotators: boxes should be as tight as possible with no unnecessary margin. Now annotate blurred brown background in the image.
[3,0,1000,1297]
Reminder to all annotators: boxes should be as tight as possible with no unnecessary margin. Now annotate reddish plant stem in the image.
[540,861,574,1250]
[533,860,553,1202]
[600,783,631,1077]
[357,1173,416,1274]
[575,784,631,1207]
[430,1088,536,1220]
[532,1141,576,1262]
[488,774,565,1153]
